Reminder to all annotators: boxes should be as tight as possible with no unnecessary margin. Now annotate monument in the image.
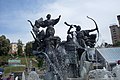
[28,14,99,80]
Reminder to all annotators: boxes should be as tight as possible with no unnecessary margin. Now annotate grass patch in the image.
[0,55,38,76]
[4,66,25,75]
[0,55,10,62]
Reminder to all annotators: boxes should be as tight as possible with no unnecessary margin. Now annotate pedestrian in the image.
[0,72,6,80]
[6,73,14,80]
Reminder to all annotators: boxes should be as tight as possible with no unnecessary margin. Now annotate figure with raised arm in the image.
[64,22,85,48]
[44,14,61,28]
[64,21,98,48]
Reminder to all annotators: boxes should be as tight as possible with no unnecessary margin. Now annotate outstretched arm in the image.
[55,15,61,21]
[28,20,34,28]
[52,15,61,26]
[64,22,72,27]
[59,15,61,19]
[88,28,97,32]
[64,22,73,34]
[67,26,73,34]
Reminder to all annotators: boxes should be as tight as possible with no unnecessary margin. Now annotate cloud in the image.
[35,0,120,44]
[0,0,120,44]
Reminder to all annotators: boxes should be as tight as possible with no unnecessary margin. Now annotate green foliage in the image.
[4,66,25,75]
[17,39,23,55]
[113,41,120,47]
[0,35,10,55]
[1,56,39,75]
[37,59,43,68]
[25,41,33,56]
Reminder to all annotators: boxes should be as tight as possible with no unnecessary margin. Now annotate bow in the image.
[87,16,99,43]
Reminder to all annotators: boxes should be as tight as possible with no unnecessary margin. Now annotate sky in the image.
[0,0,120,45]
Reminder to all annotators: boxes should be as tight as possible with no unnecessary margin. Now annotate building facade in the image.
[10,43,25,54]
[109,15,120,44]
[11,43,18,54]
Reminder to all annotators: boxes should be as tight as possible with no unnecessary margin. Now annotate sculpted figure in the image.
[33,14,61,28]
[64,22,97,48]
[44,27,61,49]
[64,22,85,48]
[64,35,78,77]
[44,14,61,28]
[28,14,100,80]
[28,14,61,35]
[81,27,97,48]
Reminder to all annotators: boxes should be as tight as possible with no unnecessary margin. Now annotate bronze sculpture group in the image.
[28,14,99,80]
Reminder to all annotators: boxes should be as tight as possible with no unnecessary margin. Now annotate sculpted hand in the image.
[96,26,98,30]
[27,20,31,22]
[64,22,67,25]
[70,25,73,28]
[59,15,61,18]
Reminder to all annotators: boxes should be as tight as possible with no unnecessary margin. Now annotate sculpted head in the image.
[46,14,51,20]
[46,27,55,37]
[76,25,81,31]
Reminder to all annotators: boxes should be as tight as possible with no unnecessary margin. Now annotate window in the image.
[112,29,116,32]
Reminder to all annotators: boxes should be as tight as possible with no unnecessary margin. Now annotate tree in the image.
[0,35,10,56]
[113,41,120,47]
[25,41,33,57]
[17,39,23,55]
